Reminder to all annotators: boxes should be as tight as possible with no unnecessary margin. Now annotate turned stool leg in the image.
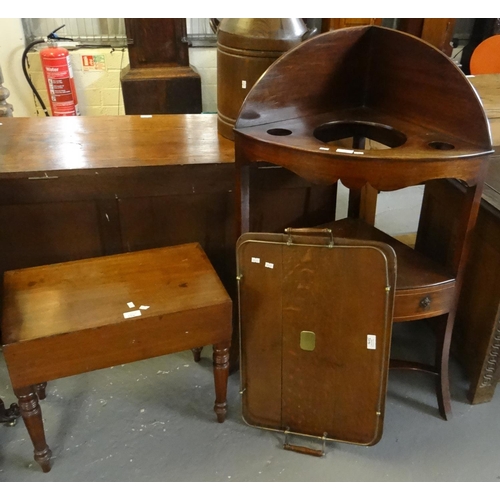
[35,382,47,400]
[191,347,203,363]
[213,342,230,423]
[14,386,52,472]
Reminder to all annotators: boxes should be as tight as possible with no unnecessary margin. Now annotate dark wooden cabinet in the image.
[397,19,456,56]
[0,115,336,330]
[417,74,500,404]
[120,19,202,114]
[321,18,382,32]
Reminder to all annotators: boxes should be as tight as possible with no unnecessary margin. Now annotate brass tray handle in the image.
[283,442,325,457]
[285,227,334,247]
[283,429,327,457]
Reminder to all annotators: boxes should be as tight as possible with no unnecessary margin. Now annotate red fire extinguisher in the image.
[40,45,80,117]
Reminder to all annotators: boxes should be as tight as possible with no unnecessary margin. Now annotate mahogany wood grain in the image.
[318,218,456,322]
[234,26,493,420]
[14,386,51,472]
[416,73,500,404]
[238,232,396,446]
[120,66,202,115]
[0,114,338,373]
[235,27,491,151]
[2,243,232,472]
[419,172,500,404]
[0,115,234,176]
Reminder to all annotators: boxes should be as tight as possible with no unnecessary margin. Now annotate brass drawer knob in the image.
[420,296,432,309]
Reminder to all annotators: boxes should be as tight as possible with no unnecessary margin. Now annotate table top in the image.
[0,86,498,205]
[2,243,231,343]
[470,74,500,211]
[0,114,235,178]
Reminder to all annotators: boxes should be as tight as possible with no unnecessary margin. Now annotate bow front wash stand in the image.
[1,244,232,472]
[234,26,493,420]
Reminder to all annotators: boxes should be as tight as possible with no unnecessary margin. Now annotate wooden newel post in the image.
[0,64,14,117]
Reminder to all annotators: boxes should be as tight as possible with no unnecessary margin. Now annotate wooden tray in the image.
[237,229,396,449]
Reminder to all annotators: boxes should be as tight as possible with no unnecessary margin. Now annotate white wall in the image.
[0,18,218,117]
[26,48,129,116]
[189,47,217,113]
[0,18,422,235]
[0,18,34,116]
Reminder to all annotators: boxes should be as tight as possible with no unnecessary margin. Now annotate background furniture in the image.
[418,73,500,404]
[0,114,336,365]
[321,18,382,31]
[459,19,500,75]
[2,244,232,472]
[397,19,456,56]
[233,26,493,420]
[120,19,202,114]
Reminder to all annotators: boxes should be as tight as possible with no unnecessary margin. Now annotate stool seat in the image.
[2,243,232,472]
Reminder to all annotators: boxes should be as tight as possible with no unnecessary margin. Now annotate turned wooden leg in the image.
[191,347,203,363]
[35,382,47,400]
[14,386,52,472]
[433,314,453,420]
[213,341,230,423]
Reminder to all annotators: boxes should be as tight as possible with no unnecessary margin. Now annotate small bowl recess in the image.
[267,128,292,136]
[313,120,407,148]
[240,110,261,120]
[428,141,455,150]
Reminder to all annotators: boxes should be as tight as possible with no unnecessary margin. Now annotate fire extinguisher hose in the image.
[22,39,51,116]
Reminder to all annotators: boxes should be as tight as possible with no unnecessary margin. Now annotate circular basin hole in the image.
[428,141,455,150]
[313,120,407,149]
[240,110,261,120]
[267,128,292,136]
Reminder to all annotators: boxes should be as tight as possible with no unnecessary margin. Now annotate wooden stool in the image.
[1,243,232,472]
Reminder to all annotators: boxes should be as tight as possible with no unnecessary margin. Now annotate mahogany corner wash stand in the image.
[234,26,493,420]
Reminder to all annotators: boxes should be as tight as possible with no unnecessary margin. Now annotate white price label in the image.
[124,310,142,319]
[367,335,376,350]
